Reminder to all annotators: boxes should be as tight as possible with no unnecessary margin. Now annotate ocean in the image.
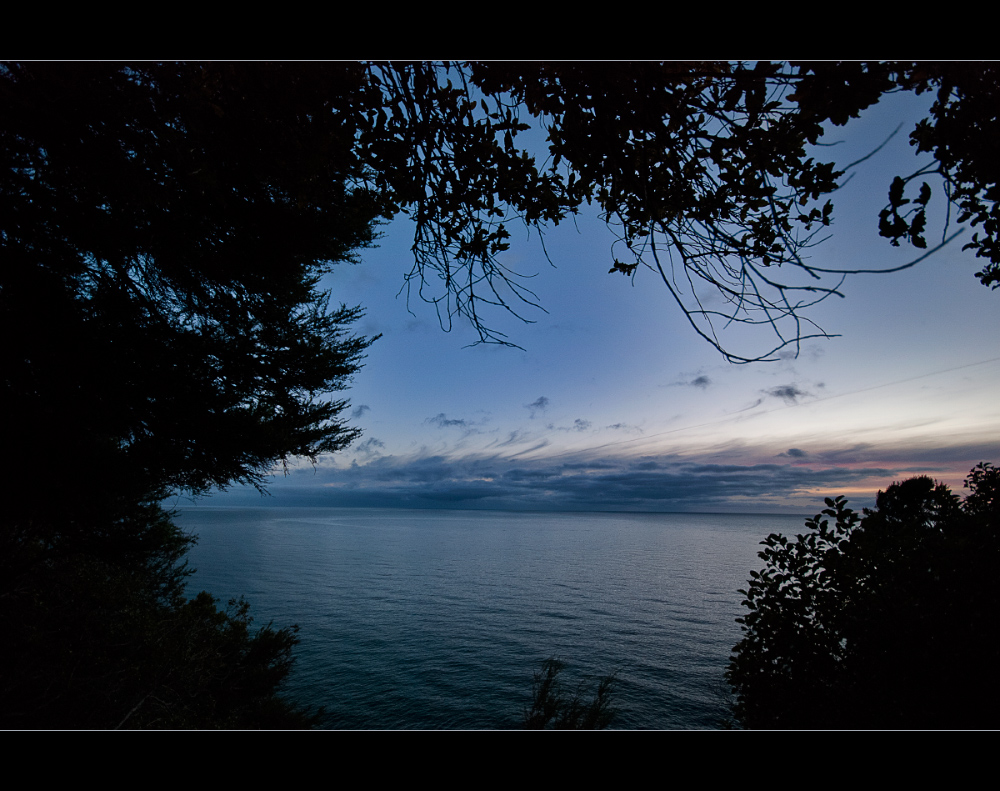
[174,507,805,729]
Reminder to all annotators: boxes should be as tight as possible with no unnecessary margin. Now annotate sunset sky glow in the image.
[192,87,1000,515]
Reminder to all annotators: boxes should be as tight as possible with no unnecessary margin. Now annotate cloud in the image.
[491,429,531,449]
[352,437,385,459]
[526,396,550,418]
[209,436,1000,515]
[737,397,765,412]
[351,404,371,419]
[666,374,712,390]
[252,448,923,514]
[506,439,551,459]
[549,418,593,432]
[607,423,643,434]
[426,412,491,439]
[335,454,893,512]
[427,413,470,429]
[765,385,810,405]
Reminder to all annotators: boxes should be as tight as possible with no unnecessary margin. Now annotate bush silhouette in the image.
[523,658,617,730]
[728,463,1000,729]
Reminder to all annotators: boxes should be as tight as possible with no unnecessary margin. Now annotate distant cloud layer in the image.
[281,453,895,513]
[204,434,1000,516]
[201,436,995,516]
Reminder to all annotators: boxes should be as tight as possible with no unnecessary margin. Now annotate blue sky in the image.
[193,86,1000,514]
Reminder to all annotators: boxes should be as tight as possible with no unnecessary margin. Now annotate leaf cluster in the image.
[357,62,998,361]
[354,62,570,345]
[376,62,855,358]
[727,463,1000,729]
[874,64,1000,289]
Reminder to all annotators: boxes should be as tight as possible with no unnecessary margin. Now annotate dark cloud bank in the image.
[192,434,1000,515]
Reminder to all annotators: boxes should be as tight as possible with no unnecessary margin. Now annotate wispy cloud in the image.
[427,413,470,429]
[352,437,385,459]
[425,412,490,441]
[526,396,550,419]
[765,385,810,405]
[606,422,643,434]
[490,429,532,449]
[546,418,593,433]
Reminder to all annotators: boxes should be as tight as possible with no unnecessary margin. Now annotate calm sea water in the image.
[174,507,804,729]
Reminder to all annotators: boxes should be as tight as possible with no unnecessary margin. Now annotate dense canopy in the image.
[2,62,380,727]
[2,63,381,503]
[361,61,1000,360]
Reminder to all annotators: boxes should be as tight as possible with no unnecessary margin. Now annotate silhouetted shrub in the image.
[523,658,617,730]
[728,463,1000,729]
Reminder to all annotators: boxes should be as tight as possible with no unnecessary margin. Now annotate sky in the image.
[193,85,1000,515]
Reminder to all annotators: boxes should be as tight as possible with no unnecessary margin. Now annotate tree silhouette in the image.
[360,62,1000,361]
[3,63,380,500]
[2,62,379,727]
[727,463,1000,729]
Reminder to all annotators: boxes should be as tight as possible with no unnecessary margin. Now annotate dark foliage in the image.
[727,463,1000,729]
[895,63,1000,289]
[363,62,1000,361]
[1,63,377,728]
[8,63,995,371]
[2,62,379,499]
[0,491,321,728]
[523,658,617,730]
